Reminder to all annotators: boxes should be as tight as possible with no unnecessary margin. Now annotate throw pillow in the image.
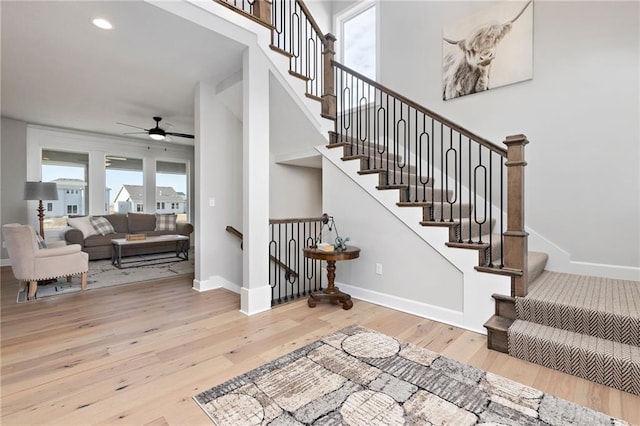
[155,214,177,232]
[67,216,99,239]
[35,231,47,249]
[90,216,116,236]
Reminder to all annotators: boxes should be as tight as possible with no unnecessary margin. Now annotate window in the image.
[106,156,143,214]
[156,160,188,222]
[337,2,376,80]
[41,149,88,230]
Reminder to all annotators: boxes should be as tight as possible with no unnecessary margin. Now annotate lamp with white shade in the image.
[23,181,58,239]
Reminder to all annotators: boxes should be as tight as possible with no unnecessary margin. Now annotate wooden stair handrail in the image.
[332,61,507,158]
[269,213,329,225]
[225,225,299,279]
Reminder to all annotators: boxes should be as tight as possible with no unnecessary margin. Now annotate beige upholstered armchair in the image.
[2,224,88,300]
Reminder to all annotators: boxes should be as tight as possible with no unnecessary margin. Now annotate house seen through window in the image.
[41,149,88,230]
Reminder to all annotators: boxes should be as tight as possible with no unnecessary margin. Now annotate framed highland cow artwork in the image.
[442,0,533,101]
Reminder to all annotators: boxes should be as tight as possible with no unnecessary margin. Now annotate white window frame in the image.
[26,125,193,226]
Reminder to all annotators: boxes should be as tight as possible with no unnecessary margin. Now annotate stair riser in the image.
[399,187,453,203]
[495,298,516,319]
[486,329,509,353]
[515,301,640,347]
[379,171,435,188]
[424,203,473,221]
[454,219,496,242]
[361,158,417,175]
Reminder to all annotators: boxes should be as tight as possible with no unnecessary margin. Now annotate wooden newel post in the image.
[503,134,529,297]
[321,33,336,120]
[253,0,272,25]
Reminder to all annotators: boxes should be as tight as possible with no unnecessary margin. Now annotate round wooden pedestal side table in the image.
[303,245,360,310]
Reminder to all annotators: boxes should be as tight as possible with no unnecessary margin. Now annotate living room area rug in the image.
[16,251,194,303]
[194,325,628,425]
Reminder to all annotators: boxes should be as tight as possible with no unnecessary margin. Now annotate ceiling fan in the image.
[117,117,194,141]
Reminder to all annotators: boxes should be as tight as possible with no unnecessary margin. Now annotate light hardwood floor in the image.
[1,267,639,425]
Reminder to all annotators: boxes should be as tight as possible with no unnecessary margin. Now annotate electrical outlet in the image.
[375,263,383,275]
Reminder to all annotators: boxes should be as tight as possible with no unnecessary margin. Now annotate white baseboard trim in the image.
[1,258,11,268]
[240,285,272,316]
[336,281,468,332]
[192,275,241,293]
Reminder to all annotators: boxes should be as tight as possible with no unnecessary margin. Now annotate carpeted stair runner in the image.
[508,271,640,395]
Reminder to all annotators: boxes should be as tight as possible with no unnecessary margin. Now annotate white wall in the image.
[0,117,28,262]
[374,1,639,272]
[269,74,325,218]
[270,161,322,218]
[194,81,243,291]
[305,0,333,35]
[323,159,464,312]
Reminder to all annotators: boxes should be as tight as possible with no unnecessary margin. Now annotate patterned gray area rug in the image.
[194,325,629,426]
[17,251,194,303]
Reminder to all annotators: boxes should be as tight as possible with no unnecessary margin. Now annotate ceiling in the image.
[1,0,246,145]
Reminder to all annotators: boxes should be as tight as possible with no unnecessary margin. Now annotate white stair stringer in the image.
[318,144,511,334]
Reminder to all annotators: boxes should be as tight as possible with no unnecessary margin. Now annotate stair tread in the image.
[521,271,640,318]
[509,320,640,395]
[483,314,514,332]
[516,270,640,346]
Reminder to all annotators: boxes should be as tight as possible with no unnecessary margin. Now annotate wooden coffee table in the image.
[111,235,189,269]
[303,245,360,310]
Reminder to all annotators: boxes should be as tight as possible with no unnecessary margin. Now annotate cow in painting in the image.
[442,0,532,100]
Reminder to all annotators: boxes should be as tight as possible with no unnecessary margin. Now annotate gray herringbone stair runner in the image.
[508,271,640,395]
[516,271,640,346]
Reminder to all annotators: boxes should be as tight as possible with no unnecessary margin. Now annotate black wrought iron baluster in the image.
[444,129,457,222]
[396,104,407,188]
[458,133,463,238]
[385,93,390,182]
[278,223,283,303]
[418,114,431,204]
[269,225,277,305]
[430,118,435,210]
[375,90,386,171]
[416,109,424,202]
[474,145,487,244]
[488,153,494,266]
[439,123,444,222]
[291,11,300,74]
[465,137,472,242]
[500,157,505,268]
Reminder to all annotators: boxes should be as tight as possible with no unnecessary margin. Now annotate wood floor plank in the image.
[1,266,638,425]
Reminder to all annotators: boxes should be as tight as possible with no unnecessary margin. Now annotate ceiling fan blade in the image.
[117,122,148,131]
[166,132,194,139]
[123,131,147,135]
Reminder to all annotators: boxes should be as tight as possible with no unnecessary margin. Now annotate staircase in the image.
[213,0,639,396]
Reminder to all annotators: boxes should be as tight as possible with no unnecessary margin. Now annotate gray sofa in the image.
[64,213,194,260]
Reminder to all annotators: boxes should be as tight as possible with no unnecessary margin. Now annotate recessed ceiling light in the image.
[92,17,113,30]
